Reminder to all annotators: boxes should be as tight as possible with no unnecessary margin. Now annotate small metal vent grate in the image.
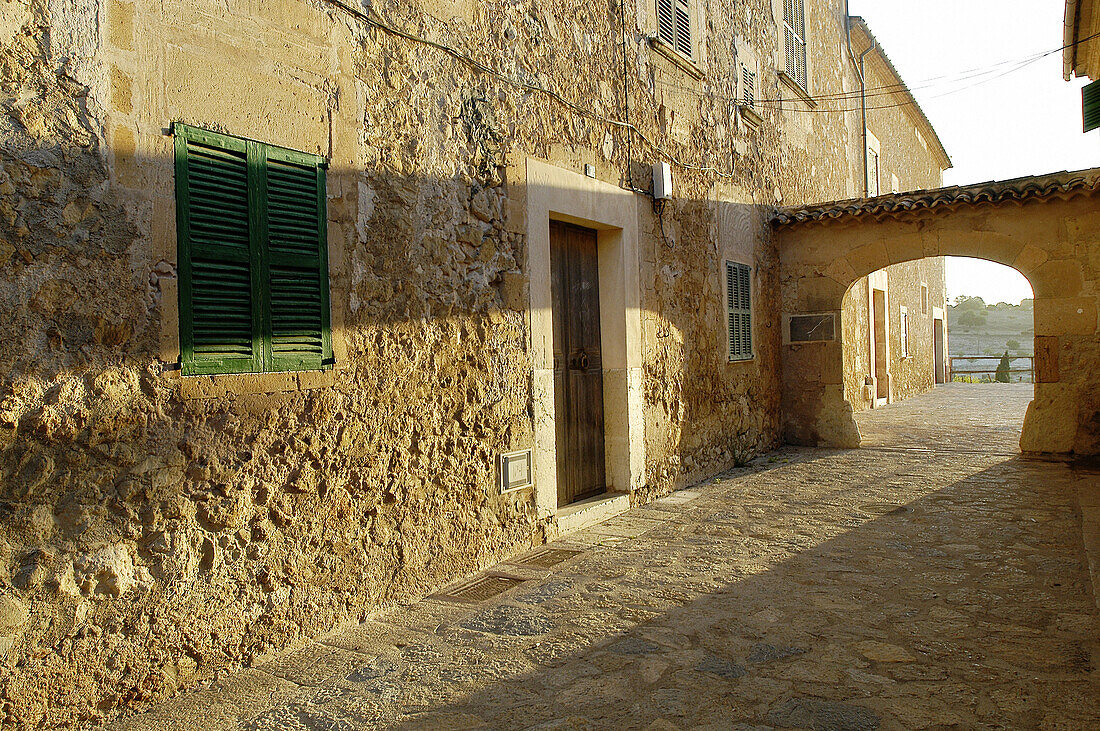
[437,574,526,603]
[514,547,583,568]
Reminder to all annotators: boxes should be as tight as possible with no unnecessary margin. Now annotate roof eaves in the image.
[849,16,953,171]
[771,167,1100,228]
[1065,0,1080,81]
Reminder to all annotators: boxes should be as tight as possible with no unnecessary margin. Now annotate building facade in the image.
[0,0,948,724]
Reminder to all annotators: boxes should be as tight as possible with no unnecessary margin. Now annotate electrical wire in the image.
[654,36,1091,117]
[318,0,735,178]
[315,0,1100,171]
[753,28,1100,109]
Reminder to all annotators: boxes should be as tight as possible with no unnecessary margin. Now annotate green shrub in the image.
[995,351,1011,383]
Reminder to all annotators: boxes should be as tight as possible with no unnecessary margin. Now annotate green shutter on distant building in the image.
[174,123,331,376]
[1084,80,1100,133]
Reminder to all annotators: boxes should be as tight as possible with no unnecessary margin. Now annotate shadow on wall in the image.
[0,130,781,724]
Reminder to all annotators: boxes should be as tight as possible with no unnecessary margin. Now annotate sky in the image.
[848,0,1096,304]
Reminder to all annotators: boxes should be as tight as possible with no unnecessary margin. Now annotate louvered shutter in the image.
[175,124,330,376]
[175,127,261,375]
[1084,79,1100,132]
[674,0,691,58]
[264,149,331,372]
[656,0,675,47]
[727,262,753,361]
[742,67,756,107]
[657,0,691,58]
[783,0,807,89]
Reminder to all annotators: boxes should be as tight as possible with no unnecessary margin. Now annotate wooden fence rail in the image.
[949,355,1034,383]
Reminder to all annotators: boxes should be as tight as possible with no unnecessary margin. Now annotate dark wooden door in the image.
[550,221,606,507]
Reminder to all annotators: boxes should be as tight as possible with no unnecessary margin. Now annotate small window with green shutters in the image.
[173,123,332,376]
[726,261,753,361]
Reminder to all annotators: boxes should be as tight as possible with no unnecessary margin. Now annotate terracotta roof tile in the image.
[772,168,1100,228]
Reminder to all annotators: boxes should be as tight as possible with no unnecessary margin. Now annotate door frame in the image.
[525,158,644,519]
[867,269,891,407]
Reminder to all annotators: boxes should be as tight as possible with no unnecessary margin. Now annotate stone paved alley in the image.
[109,384,1100,730]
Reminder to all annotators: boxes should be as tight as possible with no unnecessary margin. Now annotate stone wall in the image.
[0,0,948,725]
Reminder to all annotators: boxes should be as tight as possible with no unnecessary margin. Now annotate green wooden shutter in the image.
[264,147,331,373]
[175,124,330,376]
[727,262,752,361]
[175,125,262,375]
[1084,80,1100,133]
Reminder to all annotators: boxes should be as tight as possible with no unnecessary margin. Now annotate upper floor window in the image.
[657,0,692,58]
[867,148,880,196]
[783,0,808,89]
[173,123,332,376]
[900,306,910,357]
[742,66,757,108]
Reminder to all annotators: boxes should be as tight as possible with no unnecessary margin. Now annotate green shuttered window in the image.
[726,261,753,361]
[1084,79,1100,133]
[174,123,331,376]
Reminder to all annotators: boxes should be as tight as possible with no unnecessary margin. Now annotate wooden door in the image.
[873,288,888,400]
[934,318,946,384]
[550,221,606,507]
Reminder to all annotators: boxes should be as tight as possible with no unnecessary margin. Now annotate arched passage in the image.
[773,169,1100,457]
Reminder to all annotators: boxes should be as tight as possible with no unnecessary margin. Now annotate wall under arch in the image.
[776,190,1100,456]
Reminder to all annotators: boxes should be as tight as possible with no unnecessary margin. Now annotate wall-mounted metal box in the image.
[499,450,533,494]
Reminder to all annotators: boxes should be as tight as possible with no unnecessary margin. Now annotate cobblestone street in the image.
[110,384,1100,730]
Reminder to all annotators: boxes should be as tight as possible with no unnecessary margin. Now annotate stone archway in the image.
[773,169,1100,457]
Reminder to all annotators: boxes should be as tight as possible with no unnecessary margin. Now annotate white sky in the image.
[848,0,1096,304]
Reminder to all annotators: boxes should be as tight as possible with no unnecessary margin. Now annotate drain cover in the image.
[513,547,583,568]
[436,574,526,603]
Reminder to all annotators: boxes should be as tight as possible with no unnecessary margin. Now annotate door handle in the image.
[569,351,590,370]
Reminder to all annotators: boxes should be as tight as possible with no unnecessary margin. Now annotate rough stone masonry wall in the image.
[0,0,944,726]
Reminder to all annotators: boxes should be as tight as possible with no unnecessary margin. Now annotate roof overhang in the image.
[848,17,952,171]
[772,167,1100,228]
[1066,0,1099,80]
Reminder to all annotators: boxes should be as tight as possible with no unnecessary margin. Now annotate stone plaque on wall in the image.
[789,314,836,343]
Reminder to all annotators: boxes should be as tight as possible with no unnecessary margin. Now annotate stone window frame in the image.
[921,282,929,315]
[866,130,881,197]
[646,0,703,77]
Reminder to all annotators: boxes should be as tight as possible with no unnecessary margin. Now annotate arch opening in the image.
[777,189,1100,457]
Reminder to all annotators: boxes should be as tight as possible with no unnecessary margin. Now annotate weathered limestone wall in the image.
[0,0,947,725]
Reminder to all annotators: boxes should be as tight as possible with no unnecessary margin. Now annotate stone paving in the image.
[108,384,1100,730]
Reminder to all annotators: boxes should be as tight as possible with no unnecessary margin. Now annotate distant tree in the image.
[955,296,986,310]
[957,311,986,328]
[1006,339,1021,350]
[995,351,1012,383]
